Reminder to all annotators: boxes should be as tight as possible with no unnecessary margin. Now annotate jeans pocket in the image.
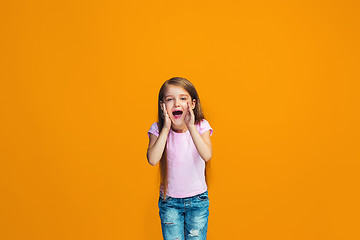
[196,192,208,201]
[159,195,173,203]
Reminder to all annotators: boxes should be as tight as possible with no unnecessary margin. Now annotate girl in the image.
[147,77,213,240]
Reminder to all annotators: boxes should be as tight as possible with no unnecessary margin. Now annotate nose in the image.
[174,99,180,107]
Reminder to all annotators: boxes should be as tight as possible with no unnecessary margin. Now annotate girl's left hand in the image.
[185,102,195,127]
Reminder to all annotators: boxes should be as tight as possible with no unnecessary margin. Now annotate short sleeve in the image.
[198,119,213,136]
[147,122,159,138]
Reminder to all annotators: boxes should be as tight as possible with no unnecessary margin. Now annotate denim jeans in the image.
[158,191,209,240]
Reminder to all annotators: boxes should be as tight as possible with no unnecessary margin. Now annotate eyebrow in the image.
[165,94,189,98]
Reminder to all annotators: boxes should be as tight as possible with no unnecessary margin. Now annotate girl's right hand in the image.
[161,102,171,130]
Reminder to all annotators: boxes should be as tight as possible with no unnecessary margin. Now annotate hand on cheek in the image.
[185,102,195,127]
[161,102,171,129]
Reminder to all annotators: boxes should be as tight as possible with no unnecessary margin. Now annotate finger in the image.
[163,103,170,117]
[161,103,166,119]
[188,102,194,115]
[185,103,190,117]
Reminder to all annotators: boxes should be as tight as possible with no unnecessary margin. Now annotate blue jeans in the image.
[158,191,209,240]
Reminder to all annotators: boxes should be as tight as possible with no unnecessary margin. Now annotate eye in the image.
[181,97,187,100]
[166,98,172,101]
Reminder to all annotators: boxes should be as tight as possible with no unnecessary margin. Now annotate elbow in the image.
[203,154,212,162]
[147,153,158,166]
[202,146,213,162]
[148,159,157,166]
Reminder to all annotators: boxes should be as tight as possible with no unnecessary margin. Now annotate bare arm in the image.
[147,127,170,166]
[147,102,171,166]
[185,102,213,162]
[188,126,213,162]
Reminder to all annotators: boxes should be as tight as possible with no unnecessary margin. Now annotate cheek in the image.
[182,101,189,108]
[165,103,172,112]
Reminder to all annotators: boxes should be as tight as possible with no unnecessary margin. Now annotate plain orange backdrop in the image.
[1,0,359,239]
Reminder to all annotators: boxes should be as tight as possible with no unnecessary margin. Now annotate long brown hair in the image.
[157,77,207,198]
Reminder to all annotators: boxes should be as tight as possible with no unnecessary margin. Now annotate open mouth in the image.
[172,110,183,119]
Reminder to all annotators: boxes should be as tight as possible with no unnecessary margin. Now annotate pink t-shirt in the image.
[147,119,213,198]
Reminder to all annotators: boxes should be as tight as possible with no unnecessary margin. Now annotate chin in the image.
[171,118,185,125]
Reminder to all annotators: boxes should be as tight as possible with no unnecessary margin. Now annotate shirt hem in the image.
[163,187,208,198]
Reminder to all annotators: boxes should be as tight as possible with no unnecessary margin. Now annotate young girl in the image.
[147,77,213,240]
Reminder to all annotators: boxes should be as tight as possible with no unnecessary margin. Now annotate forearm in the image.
[147,127,170,166]
[188,125,212,162]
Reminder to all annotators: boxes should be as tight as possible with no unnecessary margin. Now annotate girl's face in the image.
[161,85,196,126]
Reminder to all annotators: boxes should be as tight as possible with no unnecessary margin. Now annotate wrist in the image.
[187,124,196,132]
[161,126,171,133]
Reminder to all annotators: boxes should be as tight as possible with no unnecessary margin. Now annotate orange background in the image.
[1,0,359,239]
